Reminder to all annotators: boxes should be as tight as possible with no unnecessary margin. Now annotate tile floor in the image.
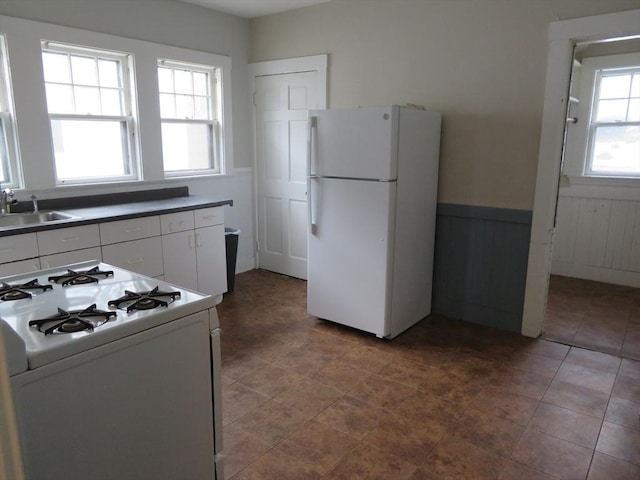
[217,270,640,480]
[543,275,640,361]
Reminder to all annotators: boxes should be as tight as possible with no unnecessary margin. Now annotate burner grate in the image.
[108,287,181,312]
[0,279,53,301]
[48,267,114,286]
[29,304,117,335]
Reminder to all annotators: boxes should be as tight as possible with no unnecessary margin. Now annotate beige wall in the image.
[250,0,640,210]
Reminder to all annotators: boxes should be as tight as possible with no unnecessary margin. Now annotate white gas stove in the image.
[1,261,224,480]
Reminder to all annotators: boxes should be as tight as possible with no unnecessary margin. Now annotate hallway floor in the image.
[217,270,640,480]
[543,275,640,361]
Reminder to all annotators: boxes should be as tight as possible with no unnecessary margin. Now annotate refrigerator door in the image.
[307,177,395,337]
[310,106,399,181]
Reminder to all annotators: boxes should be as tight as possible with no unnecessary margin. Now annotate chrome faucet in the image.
[1,186,15,215]
[31,194,39,214]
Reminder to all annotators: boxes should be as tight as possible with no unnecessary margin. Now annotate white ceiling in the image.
[179,0,330,19]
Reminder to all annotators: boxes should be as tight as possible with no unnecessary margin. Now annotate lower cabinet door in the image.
[195,225,227,296]
[101,237,163,278]
[162,230,198,291]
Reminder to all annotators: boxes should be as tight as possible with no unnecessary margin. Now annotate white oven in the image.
[0,261,223,480]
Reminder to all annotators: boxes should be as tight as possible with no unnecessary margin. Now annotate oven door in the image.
[11,311,216,480]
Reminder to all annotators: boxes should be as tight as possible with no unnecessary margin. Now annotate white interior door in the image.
[254,71,318,279]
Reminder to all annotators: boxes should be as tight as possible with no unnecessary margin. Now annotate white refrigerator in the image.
[307,105,442,338]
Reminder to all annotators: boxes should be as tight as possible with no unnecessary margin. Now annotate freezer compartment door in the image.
[310,106,398,180]
[308,177,395,337]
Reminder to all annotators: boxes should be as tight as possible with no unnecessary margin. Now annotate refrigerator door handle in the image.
[308,116,318,234]
[308,116,318,176]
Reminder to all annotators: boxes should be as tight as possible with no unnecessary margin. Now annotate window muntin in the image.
[41,42,138,184]
[157,60,221,175]
[586,68,640,177]
[0,35,21,188]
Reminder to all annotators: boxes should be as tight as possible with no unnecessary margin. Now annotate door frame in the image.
[521,9,640,337]
[248,54,328,270]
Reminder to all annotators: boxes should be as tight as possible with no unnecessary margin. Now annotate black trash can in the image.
[224,227,240,293]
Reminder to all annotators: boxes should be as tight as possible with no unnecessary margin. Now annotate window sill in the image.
[559,175,640,201]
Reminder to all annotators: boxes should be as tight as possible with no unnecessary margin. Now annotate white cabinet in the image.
[40,247,103,270]
[99,216,161,245]
[0,233,38,264]
[161,207,227,299]
[0,258,41,277]
[37,224,102,269]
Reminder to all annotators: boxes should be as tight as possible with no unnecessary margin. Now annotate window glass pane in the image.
[596,99,628,122]
[591,125,640,175]
[159,93,176,118]
[0,119,8,183]
[194,97,209,120]
[162,122,212,171]
[42,52,70,83]
[193,72,208,96]
[599,74,631,99]
[51,119,128,180]
[629,99,640,122]
[71,56,98,86]
[100,88,122,116]
[174,69,192,95]
[98,59,120,88]
[176,94,194,119]
[158,67,173,93]
[45,84,74,114]
[74,86,101,115]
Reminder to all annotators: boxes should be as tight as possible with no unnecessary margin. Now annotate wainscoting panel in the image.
[552,196,640,287]
[432,204,532,333]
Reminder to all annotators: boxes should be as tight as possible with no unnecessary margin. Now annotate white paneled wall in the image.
[552,193,640,287]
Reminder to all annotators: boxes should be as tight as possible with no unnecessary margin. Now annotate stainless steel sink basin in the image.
[0,211,78,228]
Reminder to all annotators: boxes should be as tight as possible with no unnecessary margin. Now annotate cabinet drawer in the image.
[102,237,163,278]
[100,216,161,245]
[40,247,102,270]
[0,233,38,264]
[160,211,195,234]
[37,224,100,256]
[194,207,224,228]
[0,258,41,278]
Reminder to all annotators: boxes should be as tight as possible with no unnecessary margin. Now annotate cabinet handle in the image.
[61,236,80,243]
[42,261,50,268]
[127,257,144,265]
[0,246,12,252]
[124,227,141,233]
[195,233,202,247]
[188,234,195,249]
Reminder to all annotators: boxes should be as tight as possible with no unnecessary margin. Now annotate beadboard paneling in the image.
[432,204,532,333]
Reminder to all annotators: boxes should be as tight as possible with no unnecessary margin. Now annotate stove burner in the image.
[0,279,53,301]
[29,304,117,335]
[48,267,114,286]
[108,287,181,312]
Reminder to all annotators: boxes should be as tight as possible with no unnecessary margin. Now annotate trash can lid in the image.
[225,227,241,235]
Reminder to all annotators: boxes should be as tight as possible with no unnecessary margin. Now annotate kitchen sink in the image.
[0,211,78,228]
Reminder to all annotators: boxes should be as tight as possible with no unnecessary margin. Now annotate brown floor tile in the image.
[595,421,640,466]
[315,395,385,440]
[222,352,269,381]
[605,396,640,430]
[503,352,562,379]
[327,442,417,480]
[468,386,539,426]
[339,344,395,373]
[554,362,617,395]
[619,358,640,378]
[498,460,559,480]
[423,435,506,479]
[529,401,602,449]
[520,338,570,360]
[511,429,592,479]
[349,374,416,409]
[492,369,552,400]
[542,378,610,418]
[234,400,308,446]
[231,448,323,480]
[573,322,626,355]
[237,364,305,398]
[300,330,356,358]
[564,347,622,373]
[395,389,464,427]
[378,359,439,389]
[612,372,640,403]
[276,420,357,475]
[273,376,342,417]
[363,412,445,466]
[448,408,526,457]
[222,382,270,423]
[310,357,371,393]
[587,452,640,480]
[222,423,271,480]
[271,348,330,375]
[418,368,488,403]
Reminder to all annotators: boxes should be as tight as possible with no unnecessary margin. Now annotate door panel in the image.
[255,71,318,279]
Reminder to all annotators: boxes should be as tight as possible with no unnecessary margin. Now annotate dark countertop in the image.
[0,193,232,238]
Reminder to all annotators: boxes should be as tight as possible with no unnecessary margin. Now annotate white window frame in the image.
[0,34,21,189]
[158,59,223,177]
[41,41,139,185]
[584,66,640,178]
